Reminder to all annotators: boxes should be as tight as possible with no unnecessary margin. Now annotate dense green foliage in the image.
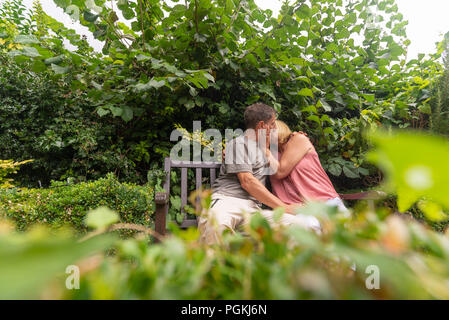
[0,44,140,187]
[430,48,449,135]
[0,173,154,232]
[1,0,448,192]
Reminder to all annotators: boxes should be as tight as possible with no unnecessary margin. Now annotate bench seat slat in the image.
[210,168,216,187]
[195,168,202,211]
[180,219,198,229]
[171,160,221,169]
[339,191,386,200]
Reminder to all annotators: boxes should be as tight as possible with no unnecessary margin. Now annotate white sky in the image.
[19,0,449,60]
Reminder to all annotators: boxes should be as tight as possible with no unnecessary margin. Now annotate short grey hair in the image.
[244,103,275,129]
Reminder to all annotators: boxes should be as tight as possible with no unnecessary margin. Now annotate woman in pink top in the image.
[266,120,348,212]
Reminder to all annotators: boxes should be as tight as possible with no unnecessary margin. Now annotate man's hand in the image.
[237,172,286,210]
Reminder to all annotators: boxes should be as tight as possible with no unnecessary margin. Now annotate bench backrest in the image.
[155,157,386,236]
[163,157,221,228]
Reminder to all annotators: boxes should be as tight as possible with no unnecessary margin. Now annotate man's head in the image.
[244,103,276,140]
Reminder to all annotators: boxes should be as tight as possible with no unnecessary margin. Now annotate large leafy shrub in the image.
[0,51,143,186]
[1,0,446,192]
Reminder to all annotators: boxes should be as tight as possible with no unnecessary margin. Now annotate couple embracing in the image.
[199,103,348,245]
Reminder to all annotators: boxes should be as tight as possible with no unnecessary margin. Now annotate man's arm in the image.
[237,172,297,214]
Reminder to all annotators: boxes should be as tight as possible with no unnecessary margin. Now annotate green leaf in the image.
[110,106,123,117]
[348,92,359,100]
[22,47,41,58]
[121,7,135,20]
[296,4,311,19]
[54,0,71,9]
[121,106,133,122]
[362,94,375,103]
[83,11,99,22]
[51,63,69,74]
[323,127,335,136]
[418,104,431,115]
[85,206,120,229]
[318,99,332,112]
[14,35,40,44]
[0,230,114,299]
[97,108,110,117]
[358,167,370,176]
[295,76,311,84]
[148,79,166,89]
[135,53,152,61]
[328,164,342,177]
[298,88,314,97]
[367,131,449,213]
[134,79,166,91]
[189,86,198,97]
[44,55,65,65]
[307,115,321,125]
[343,166,360,179]
[31,60,46,73]
[185,100,195,110]
[418,200,448,222]
[109,11,119,23]
[203,72,215,83]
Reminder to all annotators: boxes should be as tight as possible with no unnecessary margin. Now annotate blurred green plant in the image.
[52,202,449,300]
[0,206,117,299]
[0,131,447,299]
[368,130,449,221]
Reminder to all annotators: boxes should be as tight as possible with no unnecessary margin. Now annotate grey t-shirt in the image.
[212,134,269,204]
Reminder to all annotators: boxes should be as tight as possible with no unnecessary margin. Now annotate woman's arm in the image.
[267,133,313,179]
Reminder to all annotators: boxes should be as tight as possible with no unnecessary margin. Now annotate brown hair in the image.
[244,103,276,129]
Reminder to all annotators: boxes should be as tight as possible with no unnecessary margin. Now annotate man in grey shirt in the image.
[198,103,320,245]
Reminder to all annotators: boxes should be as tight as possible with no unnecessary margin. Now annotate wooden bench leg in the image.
[155,192,168,243]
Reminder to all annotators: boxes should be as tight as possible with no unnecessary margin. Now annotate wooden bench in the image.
[154,157,385,238]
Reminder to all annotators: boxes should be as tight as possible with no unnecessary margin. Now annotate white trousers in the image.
[325,197,349,213]
[198,193,321,245]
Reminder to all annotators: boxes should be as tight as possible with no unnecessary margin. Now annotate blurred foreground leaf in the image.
[368,131,449,215]
[85,206,120,230]
[0,227,115,299]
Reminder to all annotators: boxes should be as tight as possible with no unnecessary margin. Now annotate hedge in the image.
[0,173,154,232]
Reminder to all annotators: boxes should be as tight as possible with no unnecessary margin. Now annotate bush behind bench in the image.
[0,173,154,233]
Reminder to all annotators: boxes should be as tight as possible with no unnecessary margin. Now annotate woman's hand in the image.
[222,147,226,163]
[292,131,308,137]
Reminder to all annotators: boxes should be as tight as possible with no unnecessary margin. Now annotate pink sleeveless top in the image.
[270,142,339,205]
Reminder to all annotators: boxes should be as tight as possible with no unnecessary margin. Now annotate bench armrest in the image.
[339,190,387,201]
[154,192,169,239]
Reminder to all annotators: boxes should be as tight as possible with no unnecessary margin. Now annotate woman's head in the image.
[275,120,292,146]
